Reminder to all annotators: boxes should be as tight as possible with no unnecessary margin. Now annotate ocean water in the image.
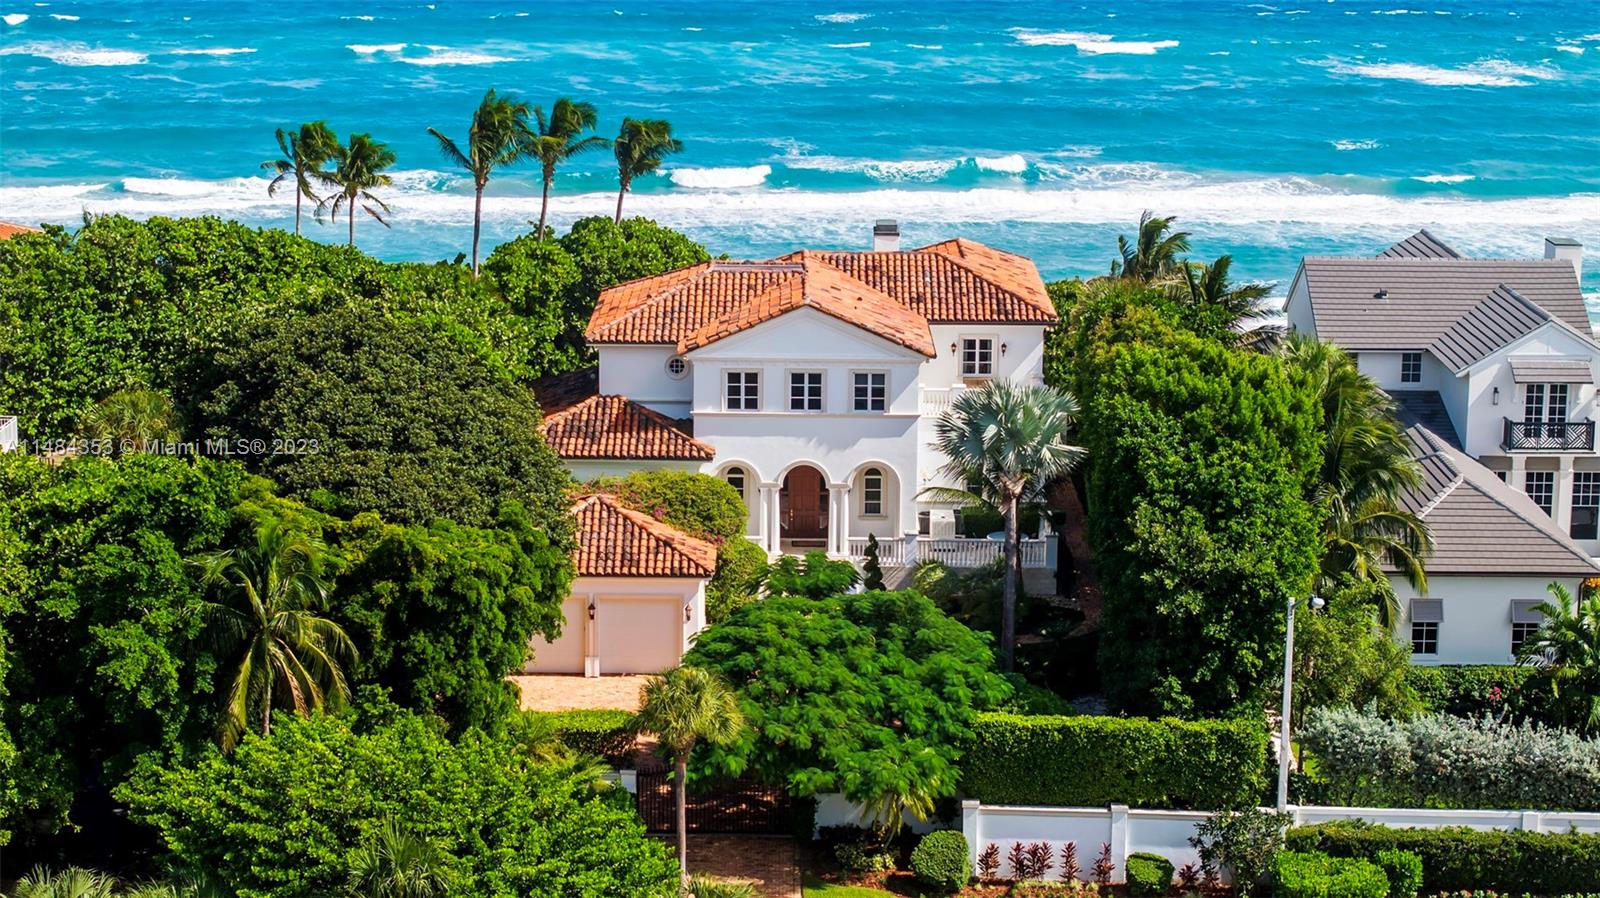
[2,0,1598,304]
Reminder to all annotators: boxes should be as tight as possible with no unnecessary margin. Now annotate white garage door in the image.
[598,597,683,675]
[528,595,585,673]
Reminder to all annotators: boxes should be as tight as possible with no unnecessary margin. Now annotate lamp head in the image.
[1309,594,1326,611]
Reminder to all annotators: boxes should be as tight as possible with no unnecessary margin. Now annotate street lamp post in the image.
[1277,593,1324,812]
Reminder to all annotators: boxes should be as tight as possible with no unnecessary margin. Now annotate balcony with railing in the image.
[845,535,1053,569]
[1503,418,1596,452]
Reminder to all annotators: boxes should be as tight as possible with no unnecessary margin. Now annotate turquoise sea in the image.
[2,0,1597,301]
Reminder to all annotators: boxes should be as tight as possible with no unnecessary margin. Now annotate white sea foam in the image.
[783,155,959,181]
[120,176,260,197]
[815,12,870,23]
[3,13,29,24]
[342,14,375,20]
[974,154,1029,174]
[398,48,514,66]
[668,164,771,189]
[827,41,870,48]
[1556,44,1585,55]
[1010,29,1178,54]
[1412,173,1475,184]
[171,47,257,56]
[1318,57,1559,87]
[0,40,146,65]
[907,43,943,50]
[48,13,76,20]
[1332,138,1381,151]
[348,43,406,54]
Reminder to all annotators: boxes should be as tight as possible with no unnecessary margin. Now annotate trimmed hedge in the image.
[1375,849,1422,898]
[911,830,972,891]
[1285,821,1600,894]
[1125,852,1174,895]
[959,713,1267,809]
[1274,851,1388,898]
[527,709,635,763]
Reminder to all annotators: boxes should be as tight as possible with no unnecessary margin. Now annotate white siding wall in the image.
[597,345,692,417]
[1392,573,1587,666]
[1284,270,1316,336]
[922,324,1047,389]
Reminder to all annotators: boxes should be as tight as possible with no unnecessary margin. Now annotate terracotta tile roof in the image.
[571,493,717,578]
[585,238,1055,349]
[0,221,41,240]
[677,254,935,356]
[533,369,712,461]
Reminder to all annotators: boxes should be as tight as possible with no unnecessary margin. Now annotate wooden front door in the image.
[781,466,827,540]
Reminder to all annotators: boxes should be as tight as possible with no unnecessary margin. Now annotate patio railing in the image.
[845,535,1051,569]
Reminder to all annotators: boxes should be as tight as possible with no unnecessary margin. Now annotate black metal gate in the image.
[635,770,791,834]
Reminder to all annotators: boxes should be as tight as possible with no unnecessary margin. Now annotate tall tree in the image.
[925,381,1085,671]
[1279,335,1431,627]
[427,88,535,276]
[193,522,356,749]
[1519,581,1600,732]
[1169,254,1278,347]
[633,666,744,890]
[262,122,339,236]
[319,133,397,247]
[528,98,608,239]
[1110,211,1190,281]
[611,118,682,224]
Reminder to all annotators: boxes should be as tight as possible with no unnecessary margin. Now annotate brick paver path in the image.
[510,674,648,712]
[682,835,802,898]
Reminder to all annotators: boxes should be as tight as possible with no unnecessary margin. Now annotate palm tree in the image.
[12,867,117,898]
[633,666,745,890]
[193,522,357,750]
[1110,211,1190,280]
[923,381,1085,671]
[1280,335,1431,627]
[348,819,456,898]
[528,97,608,239]
[318,133,397,247]
[612,118,682,224]
[1169,254,1279,346]
[427,88,536,276]
[77,387,179,453]
[1518,581,1600,731]
[263,122,339,235]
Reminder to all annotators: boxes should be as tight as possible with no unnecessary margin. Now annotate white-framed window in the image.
[1573,472,1600,540]
[665,356,689,380]
[1525,383,1547,423]
[1526,470,1555,516]
[1400,352,1422,384]
[1511,599,1545,655]
[724,466,747,498]
[862,468,884,517]
[1548,383,1571,423]
[788,371,823,412]
[725,370,760,411]
[961,337,995,378]
[1410,598,1442,656]
[852,371,887,412]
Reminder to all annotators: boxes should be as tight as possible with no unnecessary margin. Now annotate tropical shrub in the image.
[523,709,636,762]
[911,830,972,891]
[762,550,860,599]
[995,674,1075,716]
[1405,665,1552,722]
[688,878,756,898]
[959,712,1267,809]
[117,705,677,898]
[686,590,1008,820]
[1189,807,1292,894]
[1299,706,1600,810]
[1007,883,1095,898]
[1125,852,1174,895]
[1284,821,1600,894]
[835,841,895,876]
[1273,851,1388,898]
[1292,586,1421,728]
[1374,849,1422,898]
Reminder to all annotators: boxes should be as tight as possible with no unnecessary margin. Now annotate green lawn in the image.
[801,874,899,898]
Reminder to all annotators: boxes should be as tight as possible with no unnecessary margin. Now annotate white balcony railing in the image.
[846,535,1051,570]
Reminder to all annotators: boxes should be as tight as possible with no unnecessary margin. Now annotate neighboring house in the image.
[527,492,715,677]
[0,221,40,241]
[534,222,1060,573]
[1286,230,1600,663]
[0,416,16,453]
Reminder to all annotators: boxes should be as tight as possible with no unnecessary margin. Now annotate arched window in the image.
[862,468,884,517]
[725,466,747,498]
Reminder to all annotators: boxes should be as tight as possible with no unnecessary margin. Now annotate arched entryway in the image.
[780,464,828,545]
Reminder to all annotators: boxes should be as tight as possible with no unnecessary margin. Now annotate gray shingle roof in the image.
[1509,357,1595,384]
[1391,390,1461,448]
[1297,257,1589,350]
[1399,425,1600,577]
[1379,229,1462,260]
[1428,285,1553,372]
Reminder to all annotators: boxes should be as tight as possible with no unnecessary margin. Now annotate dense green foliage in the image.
[521,709,636,762]
[1293,586,1420,728]
[1273,851,1389,898]
[1513,581,1600,732]
[685,590,1009,811]
[1284,821,1600,894]
[1065,292,1321,716]
[1405,664,1553,722]
[118,706,677,898]
[1125,852,1175,896]
[958,712,1267,809]
[1190,807,1292,893]
[337,502,571,733]
[910,830,972,891]
[762,551,860,599]
[1301,706,1600,810]
[0,453,242,839]
[1375,849,1423,898]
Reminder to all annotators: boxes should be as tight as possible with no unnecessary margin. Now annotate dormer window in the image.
[1400,352,1422,384]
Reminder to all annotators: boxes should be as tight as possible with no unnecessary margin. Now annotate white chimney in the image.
[873,219,900,252]
[1545,237,1583,281]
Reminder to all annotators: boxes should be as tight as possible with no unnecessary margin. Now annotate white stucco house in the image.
[1286,230,1600,664]
[533,222,1060,574]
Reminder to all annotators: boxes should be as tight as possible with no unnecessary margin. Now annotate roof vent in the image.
[873,219,900,252]
[1375,289,1389,300]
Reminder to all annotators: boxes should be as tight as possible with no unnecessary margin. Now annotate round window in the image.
[665,356,688,379]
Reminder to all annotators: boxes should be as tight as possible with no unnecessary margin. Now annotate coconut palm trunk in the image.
[538,166,553,238]
[675,754,690,882]
[294,189,303,235]
[1001,493,1020,670]
[615,175,628,225]
[471,184,484,273]
[348,199,356,246]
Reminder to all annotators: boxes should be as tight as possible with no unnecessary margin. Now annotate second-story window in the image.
[1525,383,1547,423]
[853,371,886,412]
[1400,352,1422,383]
[1574,472,1600,540]
[1525,470,1555,516]
[789,371,823,412]
[962,338,995,378]
[1547,384,1570,423]
[725,371,760,411]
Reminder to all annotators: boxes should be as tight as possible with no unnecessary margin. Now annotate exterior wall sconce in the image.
[684,604,693,623]
[1493,387,1500,405]
[949,341,958,355]
[1000,342,1008,356]
[587,600,596,621]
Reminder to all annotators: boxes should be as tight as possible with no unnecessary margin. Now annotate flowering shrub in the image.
[1300,707,1600,810]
